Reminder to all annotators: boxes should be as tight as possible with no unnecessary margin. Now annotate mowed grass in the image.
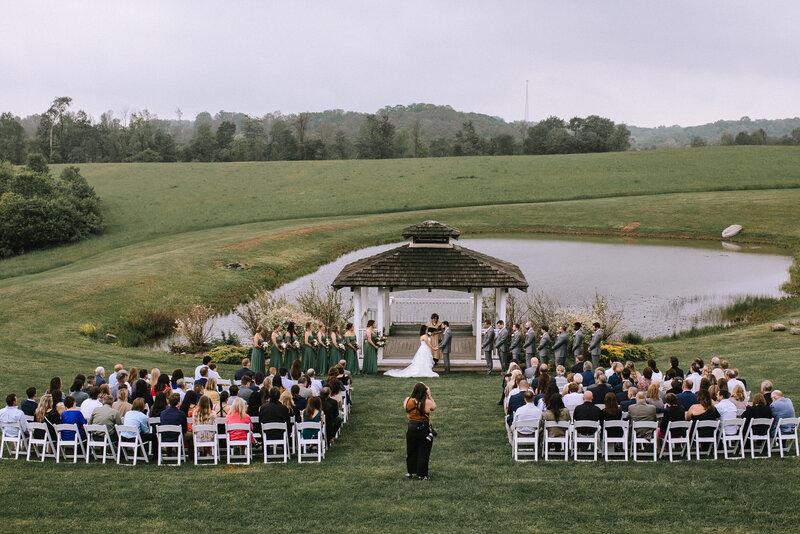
[1,147,800,532]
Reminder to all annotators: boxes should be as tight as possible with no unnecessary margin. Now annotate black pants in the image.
[406,422,432,477]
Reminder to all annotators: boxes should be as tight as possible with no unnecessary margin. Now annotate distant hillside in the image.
[629,117,800,149]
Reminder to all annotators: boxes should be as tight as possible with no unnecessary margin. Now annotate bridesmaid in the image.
[302,322,317,373]
[251,326,266,375]
[284,321,300,368]
[343,322,360,375]
[316,323,329,375]
[329,324,343,370]
[362,319,379,375]
[269,324,284,371]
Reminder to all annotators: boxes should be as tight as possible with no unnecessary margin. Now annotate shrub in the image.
[209,330,241,348]
[599,343,650,367]
[235,291,287,335]
[78,323,97,336]
[175,304,216,349]
[296,280,352,329]
[208,345,252,365]
[622,332,643,345]
[116,305,178,347]
[259,303,317,332]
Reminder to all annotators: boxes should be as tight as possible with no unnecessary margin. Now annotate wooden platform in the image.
[378,325,487,372]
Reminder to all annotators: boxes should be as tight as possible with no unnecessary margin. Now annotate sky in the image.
[1,0,798,127]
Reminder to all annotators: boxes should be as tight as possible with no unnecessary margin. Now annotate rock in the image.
[791,328,800,336]
[722,224,743,238]
[789,319,800,326]
[771,324,786,332]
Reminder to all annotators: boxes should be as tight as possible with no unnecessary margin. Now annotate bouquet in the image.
[325,340,331,349]
[312,339,319,348]
[293,340,301,350]
[281,342,288,350]
[338,343,345,350]
[376,334,388,348]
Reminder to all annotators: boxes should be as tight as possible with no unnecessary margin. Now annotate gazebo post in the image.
[472,289,483,361]
[495,288,507,326]
[377,287,388,363]
[352,287,362,347]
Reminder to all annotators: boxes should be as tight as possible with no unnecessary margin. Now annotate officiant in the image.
[426,313,444,365]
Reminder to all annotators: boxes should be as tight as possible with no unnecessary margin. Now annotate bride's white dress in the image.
[384,336,439,378]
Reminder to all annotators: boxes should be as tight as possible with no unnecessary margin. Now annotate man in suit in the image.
[436,321,453,374]
[481,319,495,375]
[523,321,536,368]
[770,390,796,437]
[676,379,697,411]
[588,374,614,406]
[319,387,342,445]
[573,391,602,436]
[505,379,530,428]
[495,320,509,373]
[536,326,551,364]
[552,326,569,368]
[571,322,584,362]
[509,323,522,362]
[580,361,595,387]
[620,387,638,412]
[628,392,657,438]
[588,322,603,370]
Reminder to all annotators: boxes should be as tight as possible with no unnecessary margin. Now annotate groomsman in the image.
[589,322,603,370]
[481,319,495,374]
[552,325,569,368]
[436,321,453,373]
[537,325,551,364]
[495,320,509,373]
[523,321,536,368]
[571,322,584,361]
[509,323,522,362]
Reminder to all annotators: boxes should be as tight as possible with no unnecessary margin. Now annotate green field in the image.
[1,146,799,533]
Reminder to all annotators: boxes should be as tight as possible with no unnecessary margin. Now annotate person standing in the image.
[571,322,584,363]
[329,324,343,370]
[552,325,569,368]
[495,320,509,373]
[426,314,443,366]
[589,322,603,370]
[284,322,299,368]
[362,320,379,375]
[343,323,360,375]
[251,326,266,376]
[404,382,436,480]
[482,319,495,375]
[509,323,522,362]
[316,323,329,376]
[436,321,453,373]
[537,326,551,364]
[269,324,284,371]
[302,322,316,374]
[523,321,536,368]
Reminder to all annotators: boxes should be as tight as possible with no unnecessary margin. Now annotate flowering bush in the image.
[599,343,649,367]
[79,323,97,336]
[175,304,215,349]
[259,303,316,333]
[208,345,252,365]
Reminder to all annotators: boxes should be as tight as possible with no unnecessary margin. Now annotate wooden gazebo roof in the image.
[331,221,528,290]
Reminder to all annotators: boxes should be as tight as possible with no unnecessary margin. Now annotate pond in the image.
[150,234,792,349]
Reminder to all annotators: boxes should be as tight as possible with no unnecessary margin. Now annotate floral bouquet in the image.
[281,342,288,350]
[293,340,301,350]
[338,343,345,350]
[325,340,331,349]
[376,334,388,348]
[312,338,319,348]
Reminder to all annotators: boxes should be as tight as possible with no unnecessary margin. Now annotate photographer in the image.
[404,382,436,480]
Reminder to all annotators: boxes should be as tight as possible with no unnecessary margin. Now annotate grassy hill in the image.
[1,146,799,532]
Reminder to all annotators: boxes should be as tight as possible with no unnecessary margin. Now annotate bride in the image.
[384,325,439,378]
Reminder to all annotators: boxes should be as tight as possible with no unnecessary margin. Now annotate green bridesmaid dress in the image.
[269,333,284,370]
[284,333,299,368]
[362,331,378,375]
[317,334,329,375]
[344,334,359,375]
[329,334,343,370]
[251,336,266,375]
[302,334,316,373]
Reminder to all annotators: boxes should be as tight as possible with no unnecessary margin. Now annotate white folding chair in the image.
[233,380,242,386]
[84,424,116,463]
[226,423,252,465]
[0,422,28,460]
[659,421,691,462]
[192,424,219,465]
[744,418,773,458]
[543,420,570,461]
[216,422,228,457]
[691,420,719,460]
[157,425,186,466]
[54,424,85,463]
[289,416,297,454]
[572,421,600,461]
[217,379,231,392]
[512,420,540,462]
[296,421,324,463]
[26,422,56,462]
[774,417,799,457]
[602,420,629,461]
[719,419,746,459]
[262,423,290,463]
[25,415,34,422]
[632,421,658,462]
[115,425,149,465]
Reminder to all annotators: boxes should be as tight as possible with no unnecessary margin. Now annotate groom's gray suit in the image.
[436,326,452,373]
[482,327,495,374]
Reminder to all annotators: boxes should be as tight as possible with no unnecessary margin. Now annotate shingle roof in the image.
[401,220,461,242]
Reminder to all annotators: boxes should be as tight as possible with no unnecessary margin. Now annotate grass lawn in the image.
[1,147,800,532]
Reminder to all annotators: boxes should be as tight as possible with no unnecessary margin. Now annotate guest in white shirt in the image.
[563,382,584,412]
[195,356,212,380]
[512,391,542,438]
[108,364,124,386]
[686,365,703,394]
[715,389,738,435]
[0,393,28,438]
[306,370,323,395]
[80,387,103,420]
[725,370,745,397]
[175,379,187,403]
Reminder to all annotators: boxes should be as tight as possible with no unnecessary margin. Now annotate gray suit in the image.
[589,328,603,369]
[572,329,584,358]
[552,331,569,367]
[436,326,452,373]
[509,330,522,361]
[495,327,509,372]
[482,327,495,373]
[523,327,536,367]
[537,331,551,364]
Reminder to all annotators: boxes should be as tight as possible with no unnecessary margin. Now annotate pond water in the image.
[150,235,792,349]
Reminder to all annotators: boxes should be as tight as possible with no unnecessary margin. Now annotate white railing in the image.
[389,297,474,325]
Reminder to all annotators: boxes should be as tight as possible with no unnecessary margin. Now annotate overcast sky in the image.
[2,0,798,127]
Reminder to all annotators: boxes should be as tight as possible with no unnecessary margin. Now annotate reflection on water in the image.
[148,235,792,349]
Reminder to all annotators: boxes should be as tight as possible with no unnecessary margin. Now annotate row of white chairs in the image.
[511,417,799,462]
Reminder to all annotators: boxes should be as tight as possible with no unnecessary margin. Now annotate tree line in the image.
[0,97,635,164]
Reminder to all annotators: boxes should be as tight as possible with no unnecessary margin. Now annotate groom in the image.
[436,321,452,373]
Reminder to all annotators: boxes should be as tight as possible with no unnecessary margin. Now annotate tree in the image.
[189,124,216,162]
[492,133,516,155]
[410,120,428,157]
[331,130,352,159]
[720,132,735,145]
[293,112,311,159]
[734,131,751,145]
[750,128,767,145]
[355,114,395,159]
[44,97,72,161]
[0,113,27,163]
[215,121,236,150]
[690,135,707,147]
[454,120,484,155]
[242,116,267,160]
[268,120,297,161]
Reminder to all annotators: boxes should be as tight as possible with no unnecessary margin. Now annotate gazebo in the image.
[331,221,529,364]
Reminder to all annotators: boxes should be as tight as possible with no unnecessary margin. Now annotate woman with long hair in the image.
[284,322,299,368]
[343,322,360,375]
[601,392,624,437]
[170,369,184,390]
[204,378,220,406]
[302,396,323,440]
[226,397,254,446]
[150,391,168,418]
[301,322,316,373]
[543,393,570,437]
[193,395,216,450]
[113,388,132,418]
[362,319,379,375]
[290,356,303,382]
[33,393,60,441]
[329,324,343,371]
[404,382,436,480]
[316,323,329,375]
[269,324,284,371]
[280,390,299,421]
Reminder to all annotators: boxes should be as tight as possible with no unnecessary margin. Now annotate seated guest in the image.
[770,390,797,437]
[715,389,738,435]
[149,392,168,418]
[741,393,772,437]
[646,384,664,411]
[291,385,307,413]
[21,387,38,417]
[573,392,601,435]
[226,397,254,447]
[600,393,623,437]
[660,368,677,394]
[159,393,189,443]
[194,356,212,380]
[259,387,290,438]
[571,355,585,375]
[666,376,683,396]
[87,395,122,440]
[676,379,697,411]
[80,387,102,420]
[729,385,747,411]
[319,388,341,444]
[204,378,220,406]
[542,393,570,437]
[669,356,684,379]
[562,382,584,412]
[235,358,251,381]
[647,359,663,383]
[629,392,657,439]
[60,395,86,441]
[760,380,774,405]
[0,393,29,440]
[215,391,230,418]
[69,377,88,407]
[246,387,265,418]
[658,393,686,440]
[588,375,613,406]
[94,366,106,387]
[532,372,550,405]
[725,370,745,396]
[608,363,623,389]
[170,369,184,390]
[192,396,216,449]
[637,366,653,393]
[615,381,631,404]
[326,377,345,409]
[113,388,132,418]
[307,369,324,395]
[524,357,539,380]
[120,398,152,450]
[130,379,154,409]
[227,386,239,406]
[280,390,299,421]
[33,393,60,441]
[686,390,720,440]
[620,387,639,412]
[554,365,567,391]
[580,362,595,387]
[506,380,530,427]
[179,391,199,431]
[511,391,542,438]
[273,375,285,394]
[302,396,323,440]
[195,367,209,389]
[686,364,702,393]
[296,376,314,399]
[238,375,254,403]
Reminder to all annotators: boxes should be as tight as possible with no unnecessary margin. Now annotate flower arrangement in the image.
[293,340,301,350]
[281,342,288,350]
[376,334,388,348]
